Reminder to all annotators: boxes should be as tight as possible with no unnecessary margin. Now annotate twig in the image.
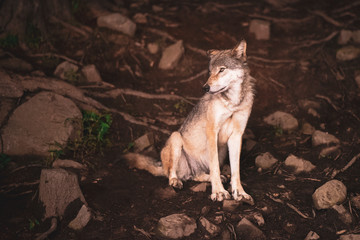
[249,13,313,23]
[310,10,343,27]
[292,31,339,50]
[134,225,151,239]
[35,218,58,240]
[50,16,91,38]
[315,94,340,111]
[333,1,360,13]
[147,14,180,27]
[29,53,82,66]
[266,193,312,219]
[331,153,360,178]
[185,44,207,57]
[248,56,296,64]
[180,69,207,83]
[0,180,40,193]
[9,164,42,174]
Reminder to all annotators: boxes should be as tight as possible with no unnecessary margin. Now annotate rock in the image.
[332,204,353,225]
[350,195,360,209]
[248,212,265,226]
[263,111,298,131]
[39,168,87,219]
[68,204,92,230]
[312,180,347,209]
[54,61,79,80]
[81,64,102,83]
[249,19,270,40]
[255,152,278,171]
[0,57,33,72]
[304,231,320,240]
[312,130,340,147]
[134,132,154,152]
[0,98,16,126]
[152,5,164,12]
[0,70,23,98]
[133,13,148,24]
[336,46,360,61]
[319,145,340,157]
[156,213,197,239]
[355,71,360,89]
[158,40,185,70]
[298,99,321,110]
[284,154,315,174]
[223,200,241,211]
[154,186,177,200]
[301,122,316,135]
[147,42,159,54]
[352,30,360,43]
[52,159,86,170]
[190,182,208,192]
[236,218,266,240]
[339,234,360,240]
[1,91,81,156]
[338,30,353,45]
[199,217,221,236]
[97,13,136,36]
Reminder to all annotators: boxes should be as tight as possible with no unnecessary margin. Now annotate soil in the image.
[1,0,360,239]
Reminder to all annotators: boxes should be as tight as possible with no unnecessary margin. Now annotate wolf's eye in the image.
[219,67,226,73]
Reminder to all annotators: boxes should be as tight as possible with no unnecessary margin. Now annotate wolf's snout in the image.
[203,84,210,92]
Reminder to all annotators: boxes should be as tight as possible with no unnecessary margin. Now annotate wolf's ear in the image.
[232,40,247,59]
[207,49,220,58]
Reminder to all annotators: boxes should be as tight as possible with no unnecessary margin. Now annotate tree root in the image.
[35,218,57,240]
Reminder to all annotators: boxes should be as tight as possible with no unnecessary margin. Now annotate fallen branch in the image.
[179,69,207,83]
[292,31,339,50]
[266,193,312,219]
[331,153,360,178]
[35,218,58,240]
[315,94,340,111]
[249,13,313,23]
[134,225,151,239]
[310,10,343,27]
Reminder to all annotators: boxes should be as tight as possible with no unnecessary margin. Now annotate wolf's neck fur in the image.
[220,73,253,112]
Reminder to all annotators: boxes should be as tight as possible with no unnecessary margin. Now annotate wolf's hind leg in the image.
[160,132,183,189]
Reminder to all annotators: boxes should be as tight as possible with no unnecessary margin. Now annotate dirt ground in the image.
[1,0,360,239]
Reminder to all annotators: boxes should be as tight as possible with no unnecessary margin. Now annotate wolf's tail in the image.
[122,153,165,177]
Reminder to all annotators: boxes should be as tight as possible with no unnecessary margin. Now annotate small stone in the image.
[156,213,197,239]
[190,182,208,192]
[298,99,321,110]
[133,13,147,24]
[134,132,154,152]
[97,13,136,36]
[312,130,340,147]
[147,42,159,54]
[158,40,184,70]
[263,111,298,131]
[255,152,278,171]
[350,195,360,209]
[81,65,102,83]
[319,145,340,157]
[307,108,320,118]
[339,234,360,240]
[304,231,320,240]
[332,204,353,224]
[336,46,360,61]
[223,200,241,211]
[338,30,353,45]
[284,154,315,174]
[54,61,79,80]
[152,5,163,12]
[301,122,316,135]
[68,204,92,230]
[199,217,221,236]
[312,180,347,209]
[249,19,270,40]
[154,186,177,200]
[236,218,266,240]
[352,30,360,43]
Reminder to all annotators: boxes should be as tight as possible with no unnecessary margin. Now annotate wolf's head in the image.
[203,40,249,94]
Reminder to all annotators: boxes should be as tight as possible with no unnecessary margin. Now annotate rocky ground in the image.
[1,0,360,239]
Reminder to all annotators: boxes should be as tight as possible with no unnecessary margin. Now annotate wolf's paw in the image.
[210,190,231,202]
[169,178,183,189]
[232,190,254,205]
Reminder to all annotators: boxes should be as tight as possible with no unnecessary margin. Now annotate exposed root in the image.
[310,10,343,27]
[35,218,57,240]
[0,180,39,194]
[179,69,207,83]
[315,94,340,111]
[331,153,360,178]
[292,31,339,50]
[29,53,83,66]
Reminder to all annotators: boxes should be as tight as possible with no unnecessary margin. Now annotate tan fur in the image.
[124,40,255,204]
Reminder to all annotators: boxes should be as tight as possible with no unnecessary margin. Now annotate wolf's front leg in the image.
[228,132,254,205]
[160,132,183,189]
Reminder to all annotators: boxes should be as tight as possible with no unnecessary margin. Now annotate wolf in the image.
[124,40,255,203]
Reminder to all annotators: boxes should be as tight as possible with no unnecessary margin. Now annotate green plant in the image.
[67,111,112,165]
[0,153,11,170]
[64,69,80,84]
[28,218,40,230]
[47,142,65,165]
[0,34,19,48]
[123,142,134,153]
[174,100,187,114]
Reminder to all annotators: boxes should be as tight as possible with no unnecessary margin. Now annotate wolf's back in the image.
[123,153,165,177]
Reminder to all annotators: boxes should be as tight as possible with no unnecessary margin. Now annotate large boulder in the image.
[1,91,82,156]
